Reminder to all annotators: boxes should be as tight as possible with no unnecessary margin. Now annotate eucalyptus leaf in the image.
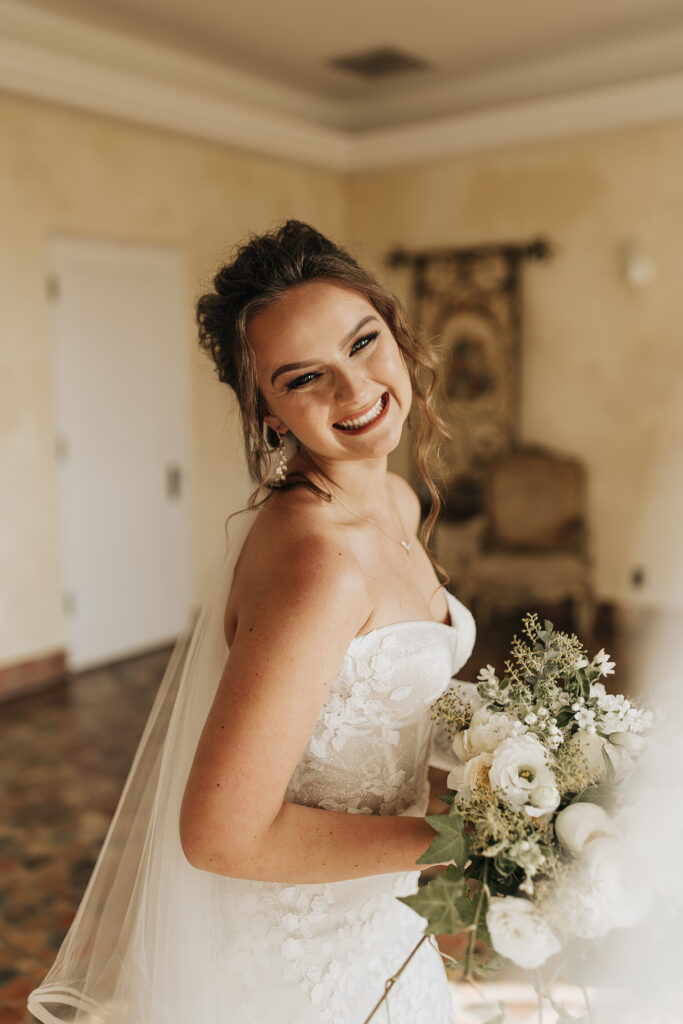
[602,745,617,784]
[416,810,469,866]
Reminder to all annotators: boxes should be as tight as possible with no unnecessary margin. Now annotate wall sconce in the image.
[620,239,657,289]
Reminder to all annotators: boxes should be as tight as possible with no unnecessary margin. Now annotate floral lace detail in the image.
[215,591,474,1023]
[219,872,456,1024]
[285,594,474,818]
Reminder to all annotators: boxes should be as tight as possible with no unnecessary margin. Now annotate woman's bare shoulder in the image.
[225,487,373,645]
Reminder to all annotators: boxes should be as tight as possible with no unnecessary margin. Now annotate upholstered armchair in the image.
[458,447,595,637]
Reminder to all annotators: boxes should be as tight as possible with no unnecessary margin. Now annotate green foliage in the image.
[602,745,617,784]
[416,810,469,867]
[398,866,476,935]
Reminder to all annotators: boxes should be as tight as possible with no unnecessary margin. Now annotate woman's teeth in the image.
[334,394,386,431]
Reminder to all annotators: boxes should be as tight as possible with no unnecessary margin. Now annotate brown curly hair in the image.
[196,219,449,555]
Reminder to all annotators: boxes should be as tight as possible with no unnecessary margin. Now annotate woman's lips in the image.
[333,392,389,434]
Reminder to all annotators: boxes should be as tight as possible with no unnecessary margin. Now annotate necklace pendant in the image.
[401,540,412,554]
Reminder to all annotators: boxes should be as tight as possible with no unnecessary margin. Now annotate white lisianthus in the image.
[486,897,561,969]
[526,783,561,818]
[568,729,608,776]
[453,706,525,761]
[554,802,615,855]
[488,734,558,814]
[447,751,493,800]
[568,728,635,782]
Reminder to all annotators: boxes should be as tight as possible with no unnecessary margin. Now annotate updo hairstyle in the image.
[196,220,448,551]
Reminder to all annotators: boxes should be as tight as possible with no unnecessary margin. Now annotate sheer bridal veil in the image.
[28,510,257,1024]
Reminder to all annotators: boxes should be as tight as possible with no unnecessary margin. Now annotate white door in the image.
[49,237,193,671]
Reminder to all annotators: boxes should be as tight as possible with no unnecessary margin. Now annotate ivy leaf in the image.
[416,810,469,867]
[398,867,475,935]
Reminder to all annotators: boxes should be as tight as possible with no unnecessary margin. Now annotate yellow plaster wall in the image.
[346,120,683,611]
[0,92,346,667]
[3,91,682,671]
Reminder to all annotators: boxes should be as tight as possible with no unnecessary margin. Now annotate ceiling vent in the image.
[328,46,430,79]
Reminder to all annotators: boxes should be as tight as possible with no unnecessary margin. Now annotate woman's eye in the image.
[286,372,319,391]
[351,331,379,354]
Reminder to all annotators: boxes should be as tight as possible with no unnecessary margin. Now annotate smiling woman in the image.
[28,221,475,1024]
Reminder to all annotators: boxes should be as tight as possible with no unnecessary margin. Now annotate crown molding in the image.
[1,0,683,171]
[351,72,683,169]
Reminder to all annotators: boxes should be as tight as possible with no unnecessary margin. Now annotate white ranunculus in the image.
[579,836,648,933]
[486,896,561,969]
[447,751,493,800]
[488,734,557,812]
[554,802,616,855]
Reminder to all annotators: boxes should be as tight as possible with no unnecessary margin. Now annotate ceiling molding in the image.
[1,0,683,171]
[351,72,683,169]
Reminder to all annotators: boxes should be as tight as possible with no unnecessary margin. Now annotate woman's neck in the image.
[292,448,392,515]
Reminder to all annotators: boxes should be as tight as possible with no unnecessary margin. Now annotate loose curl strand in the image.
[196,220,450,573]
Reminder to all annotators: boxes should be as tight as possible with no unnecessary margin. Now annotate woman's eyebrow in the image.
[269,314,379,387]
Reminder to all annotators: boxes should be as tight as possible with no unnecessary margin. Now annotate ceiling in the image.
[2,0,683,167]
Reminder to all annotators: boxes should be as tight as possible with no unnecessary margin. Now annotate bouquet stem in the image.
[362,934,430,1024]
[464,861,489,980]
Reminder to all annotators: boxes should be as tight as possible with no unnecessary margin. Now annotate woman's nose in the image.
[333,367,370,407]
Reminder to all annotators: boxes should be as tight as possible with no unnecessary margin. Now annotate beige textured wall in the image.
[347,120,683,612]
[3,92,682,670]
[0,92,346,668]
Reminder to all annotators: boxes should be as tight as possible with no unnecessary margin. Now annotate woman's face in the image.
[248,280,413,468]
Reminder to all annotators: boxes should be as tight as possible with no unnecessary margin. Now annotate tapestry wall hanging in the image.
[387,239,552,518]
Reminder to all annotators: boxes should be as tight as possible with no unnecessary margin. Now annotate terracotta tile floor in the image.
[1,604,638,1023]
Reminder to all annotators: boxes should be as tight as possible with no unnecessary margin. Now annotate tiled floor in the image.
[1,604,638,1024]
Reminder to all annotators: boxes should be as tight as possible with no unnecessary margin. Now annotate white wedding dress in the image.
[28,510,475,1024]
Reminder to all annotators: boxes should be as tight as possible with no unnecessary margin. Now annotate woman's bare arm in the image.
[179,521,443,883]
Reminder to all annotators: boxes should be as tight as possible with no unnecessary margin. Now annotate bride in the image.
[28,220,475,1024]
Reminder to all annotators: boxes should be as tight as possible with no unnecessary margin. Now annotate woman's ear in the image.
[263,413,287,437]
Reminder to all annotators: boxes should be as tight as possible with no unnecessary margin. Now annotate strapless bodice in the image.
[285,589,475,816]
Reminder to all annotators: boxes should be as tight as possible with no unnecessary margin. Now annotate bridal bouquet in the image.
[400,613,654,987]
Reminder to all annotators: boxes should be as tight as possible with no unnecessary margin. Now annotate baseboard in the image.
[0,649,68,702]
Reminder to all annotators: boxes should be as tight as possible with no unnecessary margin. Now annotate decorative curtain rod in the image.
[386,237,552,268]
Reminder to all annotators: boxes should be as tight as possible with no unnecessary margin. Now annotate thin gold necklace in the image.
[315,474,413,555]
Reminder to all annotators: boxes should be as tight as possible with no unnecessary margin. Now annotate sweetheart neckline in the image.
[350,589,459,643]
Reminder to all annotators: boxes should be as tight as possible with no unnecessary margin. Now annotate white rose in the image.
[554,802,615,855]
[579,837,648,932]
[486,896,561,969]
[488,734,557,813]
[447,751,493,800]
[457,706,523,760]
